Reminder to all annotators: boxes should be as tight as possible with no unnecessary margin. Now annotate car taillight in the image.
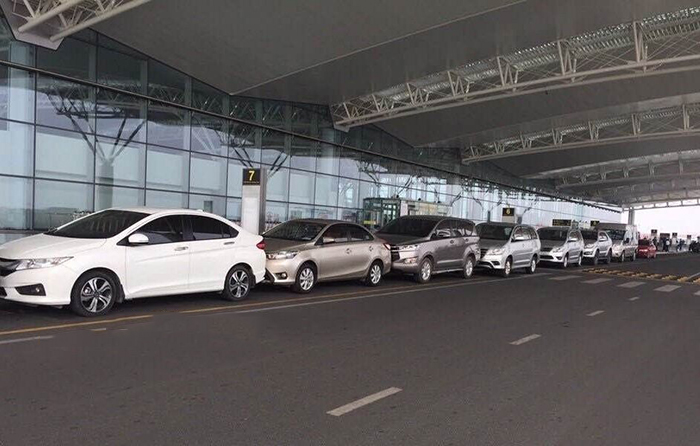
[256,241,266,250]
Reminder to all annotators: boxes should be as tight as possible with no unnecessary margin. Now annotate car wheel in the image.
[561,255,569,269]
[619,253,625,263]
[70,271,117,317]
[525,256,537,274]
[500,257,512,278]
[365,261,383,287]
[631,251,636,262]
[576,254,583,267]
[223,265,252,301]
[605,251,612,264]
[415,258,433,283]
[592,251,599,266]
[293,263,317,293]
[463,255,475,279]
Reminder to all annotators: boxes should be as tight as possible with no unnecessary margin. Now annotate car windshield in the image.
[639,239,651,246]
[538,228,569,241]
[264,221,325,241]
[581,230,598,241]
[377,218,436,238]
[46,210,148,239]
[476,224,513,240]
[606,229,626,241]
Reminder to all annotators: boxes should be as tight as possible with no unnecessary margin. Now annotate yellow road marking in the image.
[0,315,153,337]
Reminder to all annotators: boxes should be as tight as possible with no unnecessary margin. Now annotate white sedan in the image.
[0,208,266,317]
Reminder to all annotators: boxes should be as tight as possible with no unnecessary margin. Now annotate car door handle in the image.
[174,246,189,252]
[224,241,235,246]
[368,246,374,251]
[345,248,352,254]
[449,240,455,245]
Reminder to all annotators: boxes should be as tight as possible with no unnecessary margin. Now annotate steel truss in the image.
[332,7,700,128]
[4,0,151,43]
[585,177,700,206]
[626,198,700,210]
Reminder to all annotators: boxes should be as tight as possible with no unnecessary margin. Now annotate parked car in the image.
[691,241,700,253]
[580,229,613,265]
[264,219,391,293]
[476,222,540,277]
[0,208,266,317]
[636,239,658,259]
[376,216,480,283]
[596,223,639,262]
[537,226,585,268]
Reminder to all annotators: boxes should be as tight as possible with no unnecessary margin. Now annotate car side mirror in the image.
[128,233,149,245]
[513,235,525,242]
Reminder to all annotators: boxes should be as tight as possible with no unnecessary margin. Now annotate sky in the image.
[621,207,700,239]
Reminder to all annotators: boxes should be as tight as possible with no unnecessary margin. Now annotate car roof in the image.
[539,226,573,230]
[104,207,223,218]
[285,218,352,225]
[477,221,517,227]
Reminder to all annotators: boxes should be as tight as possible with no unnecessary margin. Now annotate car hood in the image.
[375,233,427,246]
[263,237,311,252]
[540,240,566,249]
[478,239,507,250]
[0,234,107,259]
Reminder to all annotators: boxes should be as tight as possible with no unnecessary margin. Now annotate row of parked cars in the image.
[0,207,637,317]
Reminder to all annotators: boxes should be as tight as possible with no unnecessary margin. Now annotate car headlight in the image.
[266,251,298,260]
[584,243,595,249]
[14,257,72,271]
[487,247,505,255]
[397,244,419,251]
[551,246,565,253]
[612,246,622,252]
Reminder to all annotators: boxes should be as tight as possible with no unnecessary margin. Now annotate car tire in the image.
[592,251,599,266]
[293,263,317,294]
[631,251,636,262]
[619,253,625,263]
[222,265,252,302]
[414,258,433,283]
[70,271,118,317]
[576,254,583,267]
[561,255,569,269]
[605,251,612,264]
[463,255,475,279]
[364,261,383,287]
[500,257,513,278]
[525,256,537,274]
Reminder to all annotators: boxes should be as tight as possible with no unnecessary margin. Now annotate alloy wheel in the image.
[420,260,432,281]
[370,264,382,284]
[299,267,315,291]
[464,258,474,278]
[229,270,250,298]
[80,277,113,314]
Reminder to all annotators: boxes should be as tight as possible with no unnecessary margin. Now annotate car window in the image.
[453,220,474,236]
[190,215,237,240]
[348,225,373,241]
[434,220,454,238]
[378,217,436,237]
[138,216,184,245]
[513,227,526,240]
[48,210,148,239]
[321,224,349,244]
[527,227,537,239]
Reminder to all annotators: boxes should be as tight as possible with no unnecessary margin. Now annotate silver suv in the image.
[376,216,480,283]
[537,226,585,268]
[580,229,613,265]
[476,223,540,277]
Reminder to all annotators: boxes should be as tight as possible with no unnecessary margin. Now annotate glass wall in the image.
[0,16,619,240]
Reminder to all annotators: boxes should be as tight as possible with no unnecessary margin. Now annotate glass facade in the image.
[0,16,619,243]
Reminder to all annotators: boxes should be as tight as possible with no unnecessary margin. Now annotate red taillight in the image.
[256,241,266,250]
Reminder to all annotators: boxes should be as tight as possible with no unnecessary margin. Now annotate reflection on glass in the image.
[0,120,33,176]
[146,146,189,192]
[288,204,313,220]
[266,167,289,202]
[36,76,95,133]
[191,113,227,156]
[290,137,317,171]
[312,206,335,219]
[146,189,187,209]
[0,176,32,230]
[316,144,339,175]
[289,170,314,204]
[265,201,287,230]
[189,194,225,216]
[227,158,258,198]
[314,174,338,207]
[96,89,146,142]
[0,67,34,123]
[0,19,34,65]
[261,129,289,167]
[338,178,359,209]
[34,179,94,230]
[226,198,242,224]
[97,38,147,94]
[339,209,359,223]
[190,153,227,196]
[37,37,95,81]
[95,137,145,187]
[148,59,188,104]
[96,185,144,210]
[148,103,188,150]
[35,126,95,182]
[338,148,361,179]
[229,122,261,164]
[192,80,227,115]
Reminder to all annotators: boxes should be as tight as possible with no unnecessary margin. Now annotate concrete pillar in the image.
[627,209,635,225]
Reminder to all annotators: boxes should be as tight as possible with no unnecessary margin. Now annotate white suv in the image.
[476,223,541,277]
[0,208,266,317]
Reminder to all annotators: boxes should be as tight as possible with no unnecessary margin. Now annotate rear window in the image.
[264,221,325,241]
[377,218,436,238]
[47,210,148,239]
[639,239,651,246]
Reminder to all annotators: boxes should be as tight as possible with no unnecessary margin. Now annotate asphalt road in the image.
[2,254,700,445]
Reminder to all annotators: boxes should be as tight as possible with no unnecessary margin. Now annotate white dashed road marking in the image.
[655,285,681,293]
[628,297,640,301]
[582,278,613,284]
[618,281,645,289]
[587,310,605,317]
[510,334,541,345]
[0,335,54,346]
[327,387,402,417]
[550,275,580,281]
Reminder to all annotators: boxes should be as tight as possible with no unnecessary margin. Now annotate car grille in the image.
[480,248,488,258]
[540,247,553,252]
[390,250,400,262]
[0,258,16,277]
